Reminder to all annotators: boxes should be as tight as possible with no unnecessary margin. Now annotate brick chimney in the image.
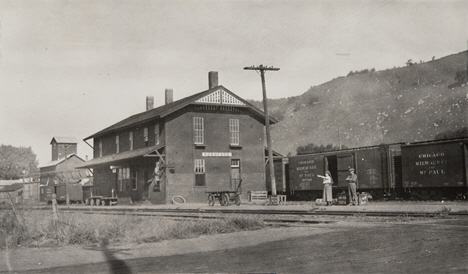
[209,71,218,89]
[146,96,154,111]
[165,89,173,104]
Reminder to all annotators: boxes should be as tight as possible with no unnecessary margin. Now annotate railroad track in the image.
[34,205,468,218]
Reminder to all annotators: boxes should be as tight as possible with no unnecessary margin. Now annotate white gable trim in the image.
[195,90,245,106]
[196,90,221,103]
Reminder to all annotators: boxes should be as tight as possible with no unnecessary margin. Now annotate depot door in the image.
[230,159,241,191]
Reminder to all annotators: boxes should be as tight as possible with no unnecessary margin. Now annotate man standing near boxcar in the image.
[346,168,358,206]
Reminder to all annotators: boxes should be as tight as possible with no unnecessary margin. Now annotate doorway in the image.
[326,154,354,188]
[230,159,241,191]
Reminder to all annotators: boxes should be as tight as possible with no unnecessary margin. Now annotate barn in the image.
[39,137,91,203]
[78,71,277,204]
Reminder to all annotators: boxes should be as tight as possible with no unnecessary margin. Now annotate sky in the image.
[0,0,467,167]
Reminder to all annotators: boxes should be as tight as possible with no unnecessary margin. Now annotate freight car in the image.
[400,139,467,200]
[40,182,84,204]
[285,138,468,201]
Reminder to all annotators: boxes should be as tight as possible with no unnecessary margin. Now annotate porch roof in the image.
[76,144,165,169]
[264,147,284,159]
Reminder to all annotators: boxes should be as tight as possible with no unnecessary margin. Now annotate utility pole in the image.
[244,65,280,196]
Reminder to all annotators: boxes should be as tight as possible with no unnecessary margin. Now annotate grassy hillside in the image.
[249,51,468,156]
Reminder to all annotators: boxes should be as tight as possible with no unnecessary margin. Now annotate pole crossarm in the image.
[244,65,280,72]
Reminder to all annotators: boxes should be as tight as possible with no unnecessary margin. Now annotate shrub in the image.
[1,211,266,249]
[296,143,348,155]
[434,127,468,140]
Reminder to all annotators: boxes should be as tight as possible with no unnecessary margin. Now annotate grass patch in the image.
[0,209,265,249]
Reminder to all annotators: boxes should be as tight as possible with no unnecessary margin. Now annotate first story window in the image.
[118,167,130,191]
[231,159,240,168]
[131,170,138,190]
[194,159,206,187]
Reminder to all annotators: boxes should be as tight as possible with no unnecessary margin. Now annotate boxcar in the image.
[401,139,468,200]
[288,145,390,201]
[40,182,83,204]
[285,138,468,201]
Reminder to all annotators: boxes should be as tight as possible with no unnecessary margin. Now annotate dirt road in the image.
[5,217,467,274]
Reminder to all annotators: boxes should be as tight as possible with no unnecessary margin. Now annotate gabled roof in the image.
[84,86,277,140]
[50,137,78,144]
[264,147,284,159]
[39,153,86,168]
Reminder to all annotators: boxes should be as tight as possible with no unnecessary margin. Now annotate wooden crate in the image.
[270,195,287,205]
[248,191,268,202]
[337,194,347,205]
[315,198,327,206]
[359,193,369,205]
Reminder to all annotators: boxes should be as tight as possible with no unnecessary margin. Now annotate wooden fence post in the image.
[52,194,59,220]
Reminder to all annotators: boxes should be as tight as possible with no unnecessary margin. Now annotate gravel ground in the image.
[1,201,467,273]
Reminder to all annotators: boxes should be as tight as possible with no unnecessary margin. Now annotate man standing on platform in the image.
[346,168,358,206]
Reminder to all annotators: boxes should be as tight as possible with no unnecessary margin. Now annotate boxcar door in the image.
[337,154,355,188]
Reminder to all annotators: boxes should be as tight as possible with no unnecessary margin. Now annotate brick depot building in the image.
[78,72,277,204]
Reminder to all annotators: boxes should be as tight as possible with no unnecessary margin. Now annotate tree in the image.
[0,145,39,180]
[434,127,468,140]
[296,143,347,155]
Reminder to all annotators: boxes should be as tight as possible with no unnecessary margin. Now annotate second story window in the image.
[194,117,204,144]
[129,131,133,151]
[154,123,160,145]
[144,127,148,147]
[229,119,240,145]
[115,135,120,153]
[98,140,102,157]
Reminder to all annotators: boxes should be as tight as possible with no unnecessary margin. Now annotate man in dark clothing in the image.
[346,168,358,205]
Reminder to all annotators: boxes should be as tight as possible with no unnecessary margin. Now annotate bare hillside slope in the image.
[250,51,468,156]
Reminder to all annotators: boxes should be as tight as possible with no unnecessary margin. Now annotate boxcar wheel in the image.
[96,198,101,206]
[208,194,215,206]
[101,200,106,206]
[90,199,95,206]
